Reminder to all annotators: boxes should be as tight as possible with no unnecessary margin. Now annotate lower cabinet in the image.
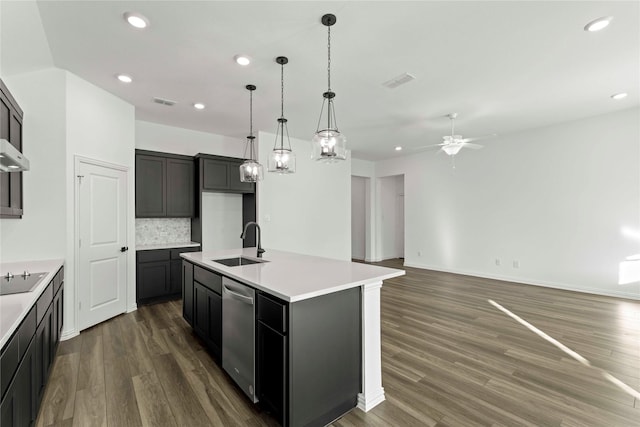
[181,261,361,427]
[1,266,64,427]
[137,246,200,305]
[192,272,222,360]
[182,261,194,326]
[257,322,286,424]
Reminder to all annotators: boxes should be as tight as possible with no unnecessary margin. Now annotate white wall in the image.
[351,176,366,260]
[257,131,351,261]
[136,120,245,157]
[375,108,640,299]
[1,68,67,263]
[201,192,243,251]
[1,68,136,338]
[66,72,136,331]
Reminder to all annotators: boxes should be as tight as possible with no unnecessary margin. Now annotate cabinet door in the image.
[166,158,194,217]
[227,162,254,193]
[35,305,53,406]
[136,261,170,302]
[202,159,229,191]
[135,155,166,217]
[170,260,182,295]
[193,282,221,359]
[0,84,24,218]
[257,322,287,424]
[182,261,194,325]
[52,288,63,354]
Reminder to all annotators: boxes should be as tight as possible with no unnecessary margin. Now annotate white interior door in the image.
[78,160,128,330]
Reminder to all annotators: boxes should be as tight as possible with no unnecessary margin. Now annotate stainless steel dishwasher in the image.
[222,277,258,403]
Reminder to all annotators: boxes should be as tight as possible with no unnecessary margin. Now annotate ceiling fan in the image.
[430,113,488,156]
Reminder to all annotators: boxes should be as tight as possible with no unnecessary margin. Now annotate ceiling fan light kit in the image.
[268,56,296,174]
[239,84,264,183]
[311,13,347,163]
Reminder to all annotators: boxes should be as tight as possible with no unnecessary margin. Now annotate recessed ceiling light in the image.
[234,55,251,66]
[124,12,149,29]
[193,103,206,110]
[117,74,132,83]
[584,16,612,32]
[611,92,628,100]
[395,146,402,151]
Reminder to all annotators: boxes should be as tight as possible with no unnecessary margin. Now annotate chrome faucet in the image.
[240,221,265,258]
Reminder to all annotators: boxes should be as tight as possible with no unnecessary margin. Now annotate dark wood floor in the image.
[36,260,640,426]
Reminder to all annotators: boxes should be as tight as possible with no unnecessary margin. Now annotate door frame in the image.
[74,155,133,332]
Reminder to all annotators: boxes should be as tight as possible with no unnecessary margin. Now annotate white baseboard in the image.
[357,388,385,412]
[403,261,640,301]
[60,329,79,341]
[127,304,138,313]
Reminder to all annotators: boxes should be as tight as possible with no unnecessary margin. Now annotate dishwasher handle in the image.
[223,284,254,305]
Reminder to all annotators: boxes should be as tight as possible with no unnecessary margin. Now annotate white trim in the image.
[74,155,132,333]
[357,281,385,412]
[127,304,138,313]
[60,329,79,341]
[403,261,640,301]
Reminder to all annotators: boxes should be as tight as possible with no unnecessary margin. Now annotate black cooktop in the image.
[0,272,47,296]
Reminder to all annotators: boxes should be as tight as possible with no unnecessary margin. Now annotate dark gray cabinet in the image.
[136,246,200,305]
[256,292,287,424]
[182,261,194,326]
[0,78,24,219]
[135,150,195,218]
[192,265,222,360]
[181,260,362,427]
[1,266,64,427]
[196,154,254,194]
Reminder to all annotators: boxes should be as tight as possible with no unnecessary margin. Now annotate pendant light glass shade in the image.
[312,14,347,163]
[240,84,263,182]
[268,57,296,174]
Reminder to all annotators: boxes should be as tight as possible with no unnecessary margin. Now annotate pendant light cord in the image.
[327,25,331,92]
[249,88,255,160]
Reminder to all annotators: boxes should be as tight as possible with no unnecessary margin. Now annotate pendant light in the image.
[311,13,346,163]
[239,84,264,182]
[268,56,296,174]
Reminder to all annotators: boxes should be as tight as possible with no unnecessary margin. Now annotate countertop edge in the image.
[0,259,65,349]
[136,242,201,251]
[180,251,405,302]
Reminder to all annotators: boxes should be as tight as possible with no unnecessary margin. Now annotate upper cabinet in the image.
[197,154,254,194]
[0,79,24,218]
[135,150,195,218]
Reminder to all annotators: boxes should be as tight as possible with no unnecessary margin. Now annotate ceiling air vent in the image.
[382,72,416,89]
[153,97,176,106]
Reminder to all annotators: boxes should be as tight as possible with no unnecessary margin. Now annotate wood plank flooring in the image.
[36,260,640,426]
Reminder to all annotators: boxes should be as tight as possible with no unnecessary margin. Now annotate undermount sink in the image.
[212,256,267,267]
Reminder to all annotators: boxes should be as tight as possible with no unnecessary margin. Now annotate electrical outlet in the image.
[513,260,520,268]
[495,258,501,266]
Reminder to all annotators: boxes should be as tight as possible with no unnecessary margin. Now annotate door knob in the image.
[120,246,129,252]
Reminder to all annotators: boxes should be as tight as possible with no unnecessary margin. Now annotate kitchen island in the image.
[181,248,404,427]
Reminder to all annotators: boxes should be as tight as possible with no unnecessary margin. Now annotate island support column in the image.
[357,281,385,411]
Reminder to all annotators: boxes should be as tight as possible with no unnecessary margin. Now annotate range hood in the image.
[0,139,30,172]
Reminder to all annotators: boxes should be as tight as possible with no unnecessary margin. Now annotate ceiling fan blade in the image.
[409,144,445,150]
[460,133,497,143]
[461,142,484,149]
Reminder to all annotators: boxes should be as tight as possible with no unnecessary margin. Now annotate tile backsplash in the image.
[136,218,191,245]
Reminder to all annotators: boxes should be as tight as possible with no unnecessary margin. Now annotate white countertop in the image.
[0,259,64,349]
[181,248,405,302]
[136,241,201,251]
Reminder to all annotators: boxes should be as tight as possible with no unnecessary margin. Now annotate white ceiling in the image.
[14,1,640,160]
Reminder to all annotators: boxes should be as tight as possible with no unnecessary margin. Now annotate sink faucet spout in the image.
[241,221,265,258]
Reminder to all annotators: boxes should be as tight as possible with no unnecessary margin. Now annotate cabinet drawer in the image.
[170,246,200,260]
[137,249,170,263]
[257,293,287,334]
[194,266,221,295]
[36,281,54,325]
